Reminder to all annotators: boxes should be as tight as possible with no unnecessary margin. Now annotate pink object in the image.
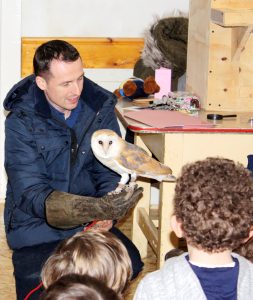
[124,110,214,129]
[154,68,171,99]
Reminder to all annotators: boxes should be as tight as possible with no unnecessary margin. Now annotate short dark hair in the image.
[173,157,253,252]
[33,39,80,76]
[39,273,121,300]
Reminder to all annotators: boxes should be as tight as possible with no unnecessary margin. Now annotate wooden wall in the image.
[21,37,144,78]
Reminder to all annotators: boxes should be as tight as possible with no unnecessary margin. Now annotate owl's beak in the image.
[103,142,110,155]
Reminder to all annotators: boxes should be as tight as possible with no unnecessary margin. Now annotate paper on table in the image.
[124,110,214,128]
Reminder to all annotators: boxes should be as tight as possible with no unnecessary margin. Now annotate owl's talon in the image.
[129,181,136,188]
[110,183,126,194]
[125,182,136,192]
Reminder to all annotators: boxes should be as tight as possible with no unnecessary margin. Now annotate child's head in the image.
[41,231,132,295]
[39,273,121,300]
[172,157,253,253]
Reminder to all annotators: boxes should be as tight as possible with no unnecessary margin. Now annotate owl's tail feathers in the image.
[162,174,177,182]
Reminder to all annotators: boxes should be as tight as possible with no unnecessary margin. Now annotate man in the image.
[4,40,143,299]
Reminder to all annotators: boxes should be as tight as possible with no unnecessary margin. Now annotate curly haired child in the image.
[134,157,253,300]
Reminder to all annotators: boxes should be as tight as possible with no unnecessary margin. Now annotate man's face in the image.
[36,57,84,116]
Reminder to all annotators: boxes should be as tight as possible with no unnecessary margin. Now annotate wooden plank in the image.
[158,181,177,267]
[231,26,253,61]
[138,207,158,255]
[186,0,212,108]
[21,37,144,78]
[207,23,240,111]
[211,0,253,9]
[211,8,253,26]
[140,134,165,163]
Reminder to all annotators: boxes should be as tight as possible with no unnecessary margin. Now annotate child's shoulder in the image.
[143,253,190,282]
[134,253,206,300]
[134,255,188,300]
[232,253,253,299]
[232,252,253,270]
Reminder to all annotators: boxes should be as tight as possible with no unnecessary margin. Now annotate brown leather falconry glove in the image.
[45,185,143,229]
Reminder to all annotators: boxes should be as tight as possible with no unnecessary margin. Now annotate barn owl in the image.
[91,129,176,191]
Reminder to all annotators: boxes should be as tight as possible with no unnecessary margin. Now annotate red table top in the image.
[116,100,253,134]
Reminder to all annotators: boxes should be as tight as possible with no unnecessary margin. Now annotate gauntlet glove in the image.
[45,186,143,229]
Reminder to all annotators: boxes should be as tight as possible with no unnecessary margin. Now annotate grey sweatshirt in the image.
[133,253,253,300]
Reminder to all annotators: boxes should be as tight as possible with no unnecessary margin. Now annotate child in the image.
[25,231,132,299]
[42,231,132,295]
[39,273,121,300]
[134,157,253,300]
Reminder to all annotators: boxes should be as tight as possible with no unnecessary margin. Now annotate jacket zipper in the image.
[70,110,100,165]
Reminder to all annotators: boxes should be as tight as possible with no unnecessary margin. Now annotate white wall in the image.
[0,0,189,200]
[22,0,189,37]
[0,0,21,200]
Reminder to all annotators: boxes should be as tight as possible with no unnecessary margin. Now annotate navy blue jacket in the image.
[4,75,120,249]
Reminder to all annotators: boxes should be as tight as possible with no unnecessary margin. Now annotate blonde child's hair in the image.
[41,231,132,295]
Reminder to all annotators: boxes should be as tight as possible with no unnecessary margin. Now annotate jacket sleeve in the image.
[92,108,122,197]
[5,113,53,218]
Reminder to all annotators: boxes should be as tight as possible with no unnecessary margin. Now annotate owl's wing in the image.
[116,142,172,176]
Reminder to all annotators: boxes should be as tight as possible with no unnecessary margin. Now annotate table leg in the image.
[157,181,178,267]
[131,134,151,258]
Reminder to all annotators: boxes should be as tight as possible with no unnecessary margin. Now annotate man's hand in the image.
[45,185,143,229]
[87,220,113,232]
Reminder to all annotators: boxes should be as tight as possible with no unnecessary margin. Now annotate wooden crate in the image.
[186,0,253,112]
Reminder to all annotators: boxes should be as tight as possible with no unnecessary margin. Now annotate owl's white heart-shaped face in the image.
[91,130,121,159]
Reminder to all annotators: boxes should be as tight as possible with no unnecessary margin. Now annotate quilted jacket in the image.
[4,75,120,249]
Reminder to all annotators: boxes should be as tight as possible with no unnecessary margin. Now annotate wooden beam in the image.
[21,37,144,78]
[231,26,253,61]
[211,8,253,26]
[138,207,158,255]
[211,0,253,10]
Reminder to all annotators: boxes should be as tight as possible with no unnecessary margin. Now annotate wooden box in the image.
[186,0,253,112]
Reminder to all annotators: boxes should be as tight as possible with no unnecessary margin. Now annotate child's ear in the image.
[242,227,253,243]
[171,215,184,238]
[246,227,253,242]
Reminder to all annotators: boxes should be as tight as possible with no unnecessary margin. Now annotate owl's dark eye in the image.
[98,140,103,145]
[109,141,113,145]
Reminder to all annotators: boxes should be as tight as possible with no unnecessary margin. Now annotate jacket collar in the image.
[34,85,52,118]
